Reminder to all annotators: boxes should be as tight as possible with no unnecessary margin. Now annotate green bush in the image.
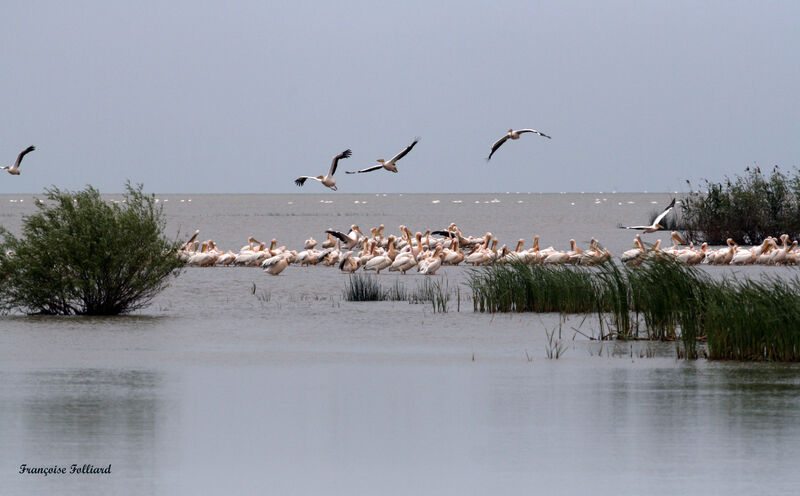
[681,167,800,245]
[0,183,183,315]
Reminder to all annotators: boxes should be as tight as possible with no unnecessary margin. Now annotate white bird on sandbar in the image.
[2,145,35,175]
[294,149,352,191]
[345,138,420,174]
[487,129,550,161]
[618,198,676,234]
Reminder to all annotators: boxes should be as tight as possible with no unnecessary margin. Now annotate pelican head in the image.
[377,159,386,163]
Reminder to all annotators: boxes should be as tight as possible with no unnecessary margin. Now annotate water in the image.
[1,193,799,495]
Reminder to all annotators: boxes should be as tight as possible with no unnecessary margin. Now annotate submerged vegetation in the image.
[469,258,800,362]
[0,183,183,315]
[681,166,800,245]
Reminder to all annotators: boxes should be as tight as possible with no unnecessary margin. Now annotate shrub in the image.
[0,183,183,315]
[681,167,800,245]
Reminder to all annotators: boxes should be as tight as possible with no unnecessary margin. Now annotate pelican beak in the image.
[656,224,664,230]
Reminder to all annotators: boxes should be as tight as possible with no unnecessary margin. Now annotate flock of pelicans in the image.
[294,129,551,191]
[8,136,798,274]
[177,224,800,277]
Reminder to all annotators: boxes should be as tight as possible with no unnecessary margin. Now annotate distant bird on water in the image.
[3,146,35,175]
[294,149,352,191]
[618,198,676,234]
[487,129,550,161]
[345,138,420,174]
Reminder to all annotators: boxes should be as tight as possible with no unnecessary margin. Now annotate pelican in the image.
[262,253,290,275]
[3,146,35,175]
[294,149,351,191]
[487,129,550,161]
[620,235,646,266]
[618,198,676,233]
[345,138,419,174]
[181,230,201,251]
[326,225,364,250]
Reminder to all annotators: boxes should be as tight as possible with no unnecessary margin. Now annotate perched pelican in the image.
[487,129,550,161]
[2,146,35,175]
[620,235,647,266]
[345,138,420,174]
[294,149,352,191]
[181,230,201,251]
[321,233,336,249]
[262,253,290,275]
[618,198,676,234]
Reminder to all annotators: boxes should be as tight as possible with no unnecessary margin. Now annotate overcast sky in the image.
[1,1,798,194]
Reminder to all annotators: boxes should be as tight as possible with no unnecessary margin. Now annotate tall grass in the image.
[681,167,800,245]
[343,273,451,313]
[468,257,800,361]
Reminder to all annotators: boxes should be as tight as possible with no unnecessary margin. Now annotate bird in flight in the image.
[618,198,676,233]
[345,138,420,174]
[3,146,35,175]
[294,149,352,191]
[487,129,550,161]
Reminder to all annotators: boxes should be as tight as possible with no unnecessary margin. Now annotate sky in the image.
[1,0,798,194]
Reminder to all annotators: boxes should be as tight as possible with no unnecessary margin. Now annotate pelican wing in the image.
[325,229,350,243]
[516,129,552,139]
[618,225,650,230]
[652,198,676,226]
[13,145,35,169]
[431,230,456,238]
[328,149,352,177]
[388,138,420,163]
[261,255,283,268]
[315,248,334,263]
[345,164,384,174]
[294,176,314,187]
[487,135,509,161]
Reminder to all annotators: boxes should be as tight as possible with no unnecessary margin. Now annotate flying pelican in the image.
[2,146,35,175]
[294,149,352,191]
[618,198,676,234]
[345,138,420,174]
[487,129,550,161]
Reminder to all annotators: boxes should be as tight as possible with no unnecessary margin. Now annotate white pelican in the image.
[3,145,35,175]
[321,233,336,249]
[262,253,290,275]
[326,225,364,250]
[180,230,201,252]
[487,129,550,161]
[620,235,646,266]
[618,198,676,234]
[338,251,361,272]
[294,149,351,191]
[345,138,420,174]
[419,246,444,275]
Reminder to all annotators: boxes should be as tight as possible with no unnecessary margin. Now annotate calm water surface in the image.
[1,193,799,495]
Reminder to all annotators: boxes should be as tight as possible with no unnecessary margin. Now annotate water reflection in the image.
[0,368,165,496]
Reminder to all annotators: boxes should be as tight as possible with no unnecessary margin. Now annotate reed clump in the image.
[681,166,800,245]
[468,257,800,361]
[343,273,451,312]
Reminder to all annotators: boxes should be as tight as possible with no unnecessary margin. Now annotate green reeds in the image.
[704,277,800,361]
[468,257,800,361]
[470,260,598,314]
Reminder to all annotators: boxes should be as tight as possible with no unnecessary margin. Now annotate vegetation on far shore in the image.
[468,258,800,362]
[0,183,183,315]
[680,166,800,245]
